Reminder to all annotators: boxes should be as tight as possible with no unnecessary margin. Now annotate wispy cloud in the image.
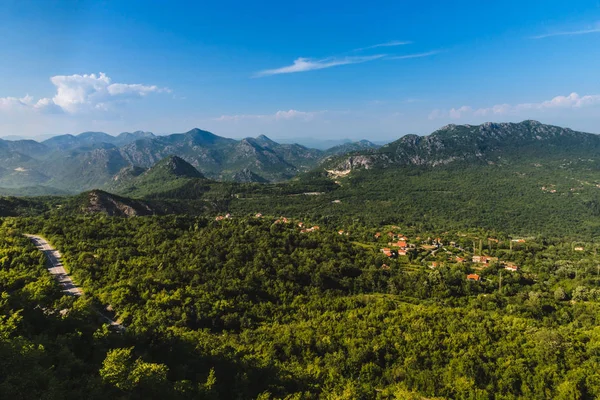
[353,40,412,52]
[0,72,169,114]
[387,50,441,60]
[532,23,600,39]
[215,109,325,121]
[429,92,600,120]
[255,48,441,77]
[255,55,385,77]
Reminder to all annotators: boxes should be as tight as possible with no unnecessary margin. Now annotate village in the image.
[211,213,550,283]
[373,228,526,282]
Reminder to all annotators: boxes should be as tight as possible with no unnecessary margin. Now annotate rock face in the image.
[327,120,600,173]
[232,168,268,183]
[83,190,154,217]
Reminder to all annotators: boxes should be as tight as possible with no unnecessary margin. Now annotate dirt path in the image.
[25,234,124,330]
[25,234,84,296]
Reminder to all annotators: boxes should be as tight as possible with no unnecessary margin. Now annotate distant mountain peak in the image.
[117,131,155,140]
[232,168,268,183]
[77,131,114,139]
[185,128,217,137]
[183,128,231,145]
[254,134,278,147]
[149,155,205,179]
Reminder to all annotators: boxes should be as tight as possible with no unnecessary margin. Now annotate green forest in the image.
[1,212,600,399]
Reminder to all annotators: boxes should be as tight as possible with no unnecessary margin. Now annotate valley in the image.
[1,120,600,399]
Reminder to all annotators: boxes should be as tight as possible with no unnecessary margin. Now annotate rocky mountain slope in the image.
[0,128,377,194]
[3,121,594,196]
[325,120,600,173]
[68,189,155,217]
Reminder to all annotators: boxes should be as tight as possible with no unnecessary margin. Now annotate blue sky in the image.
[1,0,599,141]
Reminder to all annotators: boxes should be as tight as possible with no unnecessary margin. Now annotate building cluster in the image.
[215,214,232,221]
[379,231,414,257]
[373,229,525,283]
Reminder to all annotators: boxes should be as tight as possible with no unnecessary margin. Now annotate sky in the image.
[0,0,599,142]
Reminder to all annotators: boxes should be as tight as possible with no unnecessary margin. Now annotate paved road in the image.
[25,234,124,330]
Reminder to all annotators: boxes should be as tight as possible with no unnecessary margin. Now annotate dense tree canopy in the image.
[0,213,599,399]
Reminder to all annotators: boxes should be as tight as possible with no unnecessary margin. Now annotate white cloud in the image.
[0,95,34,111]
[0,72,168,114]
[532,23,600,39]
[255,47,441,77]
[387,50,441,60]
[448,106,473,119]
[216,109,324,122]
[353,40,412,51]
[430,92,600,120]
[255,55,385,76]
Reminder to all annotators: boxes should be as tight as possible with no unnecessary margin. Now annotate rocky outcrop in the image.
[326,120,600,173]
[232,168,268,183]
[83,190,154,217]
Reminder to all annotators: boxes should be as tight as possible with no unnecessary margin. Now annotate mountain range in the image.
[4,120,600,237]
[0,129,379,194]
[325,120,600,172]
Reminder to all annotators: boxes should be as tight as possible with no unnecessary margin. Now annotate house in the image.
[574,246,584,251]
[381,264,390,270]
[298,222,304,228]
[332,199,342,203]
[466,274,481,281]
[255,213,263,218]
[338,230,345,235]
[504,263,519,272]
[215,216,225,221]
[455,257,465,263]
[397,240,408,248]
[398,249,407,256]
[429,261,439,269]
[375,232,381,239]
[472,255,498,265]
[381,248,395,257]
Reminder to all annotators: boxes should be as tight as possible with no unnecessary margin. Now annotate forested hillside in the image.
[1,214,600,398]
[2,120,600,398]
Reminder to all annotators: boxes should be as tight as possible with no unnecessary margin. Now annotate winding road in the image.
[25,234,84,296]
[25,234,124,330]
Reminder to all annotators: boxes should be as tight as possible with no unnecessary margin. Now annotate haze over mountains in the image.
[1,120,600,202]
[0,128,379,195]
